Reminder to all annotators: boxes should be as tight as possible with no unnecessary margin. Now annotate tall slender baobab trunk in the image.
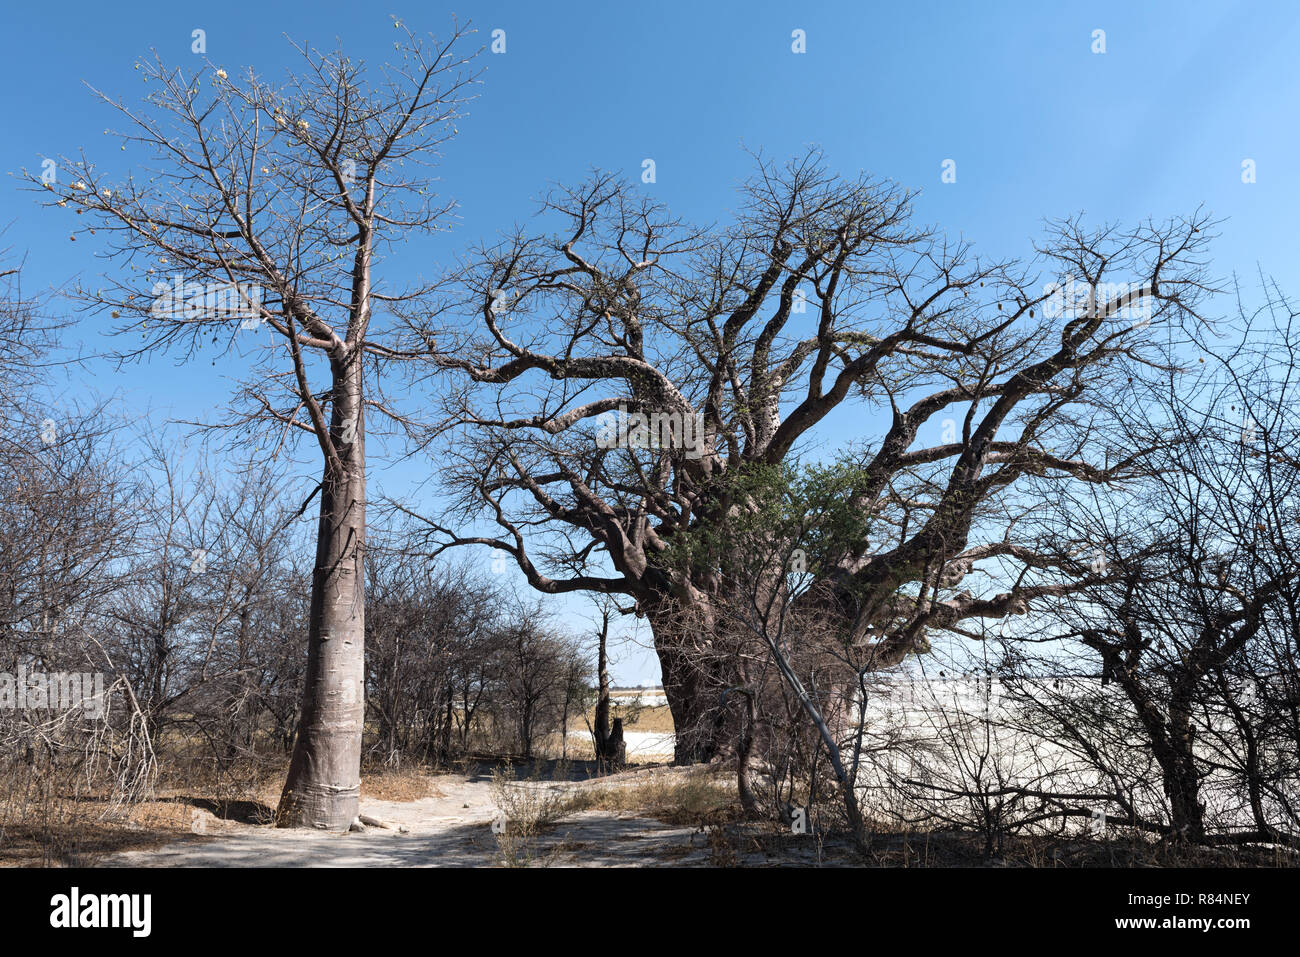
[277,353,367,829]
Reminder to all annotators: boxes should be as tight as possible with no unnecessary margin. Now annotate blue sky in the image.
[2,0,1297,682]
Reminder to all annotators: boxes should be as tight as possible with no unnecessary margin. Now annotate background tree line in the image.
[1,268,591,830]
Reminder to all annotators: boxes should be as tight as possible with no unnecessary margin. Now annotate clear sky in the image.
[2,0,1297,682]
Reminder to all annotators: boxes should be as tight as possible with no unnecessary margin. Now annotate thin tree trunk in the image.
[735,689,760,816]
[745,615,870,853]
[1164,694,1206,842]
[594,611,614,763]
[276,367,366,830]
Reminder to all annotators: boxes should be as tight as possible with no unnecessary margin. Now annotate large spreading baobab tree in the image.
[413,151,1215,763]
[34,22,479,828]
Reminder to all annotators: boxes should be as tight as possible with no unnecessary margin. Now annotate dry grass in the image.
[617,704,676,733]
[577,767,739,827]
[568,703,676,737]
[0,792,244,867]
[1,761,448,866]
[483,762,741,866]
[540,732,597,761]
[360,767,444,802]
[1,820,187,867]
[12,752,1290,868]
[551,703,676,764]
[488,765,592,866]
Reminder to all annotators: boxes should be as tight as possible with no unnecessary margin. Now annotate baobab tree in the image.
[412,150,1215,763]
[31,22,479,828]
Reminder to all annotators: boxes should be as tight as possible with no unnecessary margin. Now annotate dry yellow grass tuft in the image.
[577,768,738,826]
[360,768,444,803]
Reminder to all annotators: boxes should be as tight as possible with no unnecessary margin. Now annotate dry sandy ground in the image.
[102,771,714,868]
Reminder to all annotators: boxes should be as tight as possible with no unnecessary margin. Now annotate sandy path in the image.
[102,773,710,868]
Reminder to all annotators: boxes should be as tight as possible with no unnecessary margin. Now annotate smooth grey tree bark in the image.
[277,357,367,828]
[31,24,479,829]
